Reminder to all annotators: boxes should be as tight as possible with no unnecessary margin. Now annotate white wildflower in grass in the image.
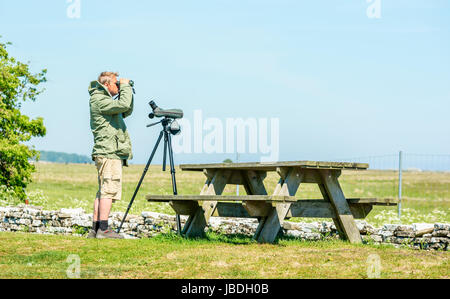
[431,209,447,216]
[0,185,21,206]
[368,207,448,226]
[27,189,49,207]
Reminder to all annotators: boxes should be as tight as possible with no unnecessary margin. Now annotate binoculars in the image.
[116,79,134,89]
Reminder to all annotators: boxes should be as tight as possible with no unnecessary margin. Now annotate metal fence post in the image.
[236,153,240,195]
[398,150,403,219]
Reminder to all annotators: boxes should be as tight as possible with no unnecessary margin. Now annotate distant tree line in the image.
[38,151,92,164]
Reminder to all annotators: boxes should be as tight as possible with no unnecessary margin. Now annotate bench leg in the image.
[257,203,291,243]
[257,168,303,243]
[318,184,346,240]
[182,206,207,237]
[320,170,362,244]
[240,170,271,240]
[252,217,266,241]
[183,170,232,238]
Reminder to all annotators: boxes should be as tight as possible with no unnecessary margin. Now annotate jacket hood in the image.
[88,81,112,97]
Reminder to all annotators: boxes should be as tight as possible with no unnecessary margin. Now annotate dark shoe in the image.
[96,229,124,239]
[87,229,97,239]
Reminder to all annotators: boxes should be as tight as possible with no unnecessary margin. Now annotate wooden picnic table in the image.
[146,161,397,244]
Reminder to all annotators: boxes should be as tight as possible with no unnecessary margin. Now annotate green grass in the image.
[12,163,450,227]
[1,164,449,279]
[0,232,448,279]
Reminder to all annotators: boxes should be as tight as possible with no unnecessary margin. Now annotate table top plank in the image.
[180,161,369,172]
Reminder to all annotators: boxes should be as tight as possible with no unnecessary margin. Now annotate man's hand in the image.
[120,78,130,85]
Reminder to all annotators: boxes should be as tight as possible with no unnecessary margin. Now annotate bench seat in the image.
[146,194,398,206]
[146,195,397,219]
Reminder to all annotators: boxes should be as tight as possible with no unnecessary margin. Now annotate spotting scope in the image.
[148,101,184,119]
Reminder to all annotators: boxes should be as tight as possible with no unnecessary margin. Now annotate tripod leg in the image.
[117,130,164,234]
[166,132,182,235]
[162,133,168,172]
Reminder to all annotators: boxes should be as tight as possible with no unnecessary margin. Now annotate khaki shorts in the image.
[95,157,123,202]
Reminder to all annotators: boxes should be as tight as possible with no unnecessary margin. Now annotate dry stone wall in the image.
[0,205,448,250]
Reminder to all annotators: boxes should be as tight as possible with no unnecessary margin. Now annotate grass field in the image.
[1,162,449,279]
[0,232,448,279]
[13,162,450,226]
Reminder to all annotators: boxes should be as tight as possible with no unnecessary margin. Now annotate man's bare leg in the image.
[98,197,112,232]
[93,198,99,220]
[88,198,100,238]
[93,198,100,227]
[96,198,122,238]
[99,198,112,222]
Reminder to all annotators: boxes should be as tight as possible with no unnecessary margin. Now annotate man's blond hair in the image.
[98,71,119,85]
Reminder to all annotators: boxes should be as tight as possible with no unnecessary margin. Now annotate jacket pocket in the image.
[115,131,131,157]
[114,135,119,152]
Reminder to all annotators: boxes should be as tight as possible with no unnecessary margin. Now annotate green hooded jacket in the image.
[89,80,134,161]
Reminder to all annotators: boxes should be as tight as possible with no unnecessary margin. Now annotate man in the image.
[88,71,134,239]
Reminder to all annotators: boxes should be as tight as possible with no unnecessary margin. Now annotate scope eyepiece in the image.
[149,101,158,111]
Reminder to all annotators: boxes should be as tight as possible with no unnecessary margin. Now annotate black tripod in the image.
[116,117,182,234]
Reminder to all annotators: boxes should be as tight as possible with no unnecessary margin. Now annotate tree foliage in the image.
[0,38,47,200]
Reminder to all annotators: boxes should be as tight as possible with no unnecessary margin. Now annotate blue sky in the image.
[1,0,449,164]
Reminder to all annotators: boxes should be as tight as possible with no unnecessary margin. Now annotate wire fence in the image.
[402,154,450,172]
[334,152,450,218]
[337,154,398,171]
[336,153,450,172]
